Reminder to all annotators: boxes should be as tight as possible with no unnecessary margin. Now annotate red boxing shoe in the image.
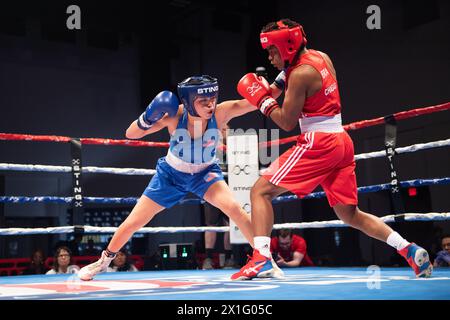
[230,249,274,281]
[398,243,433,278]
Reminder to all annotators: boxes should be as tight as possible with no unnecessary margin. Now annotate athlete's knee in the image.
[334,204,358,225]
[122,213,154,231]
[121,219,143,231]
[251,178,277,201]
[220,201,242,218]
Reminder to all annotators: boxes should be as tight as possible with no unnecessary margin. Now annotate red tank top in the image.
[286,49,341,117]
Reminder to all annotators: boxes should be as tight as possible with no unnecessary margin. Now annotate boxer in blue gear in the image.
[79,75,284,281]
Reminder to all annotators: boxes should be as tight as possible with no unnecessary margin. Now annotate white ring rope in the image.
[354,138,450,161]
[0,138,449,176]
[0,212,448,235]
[274,212,450,230]
[0,164,156,176]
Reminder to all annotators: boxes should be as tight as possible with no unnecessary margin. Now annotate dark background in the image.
[0,0,449,267]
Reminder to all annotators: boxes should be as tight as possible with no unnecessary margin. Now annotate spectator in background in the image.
[46,246,80,275]
[107,249,139,272]
[144,251,162,270]
[22,249,47,275]
[67,233,83,256]
[434,235,450,267]
[203,203,235,269]
[83,239,100,256]
[271,229,314,267]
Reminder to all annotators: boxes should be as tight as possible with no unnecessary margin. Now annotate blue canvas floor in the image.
[0,267,449,300]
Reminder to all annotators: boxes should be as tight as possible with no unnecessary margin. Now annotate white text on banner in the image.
[227,132,259,244]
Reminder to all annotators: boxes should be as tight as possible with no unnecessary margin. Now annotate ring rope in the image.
[0,212,448,235]
[0,134,170,148]
[1,138,448,176]
[0,196,202,205]
[0,103,448,236]
[273,177,450,203]
[344,102,450,130]
[260,102,450,148]
[1,102,448,148]
[1,177,448,205]
[354,138,450,160]
[0,164,157,176]
[273,212,450,230]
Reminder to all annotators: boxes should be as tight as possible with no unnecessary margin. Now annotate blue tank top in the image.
[168,110,220,164]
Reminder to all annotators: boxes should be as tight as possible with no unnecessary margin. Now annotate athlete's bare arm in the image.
[267,65,317,131]
[215,99,257,125]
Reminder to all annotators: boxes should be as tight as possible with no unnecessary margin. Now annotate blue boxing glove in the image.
[137,91,179,130]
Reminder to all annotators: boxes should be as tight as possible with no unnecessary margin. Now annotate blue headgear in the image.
[177,75,219,117]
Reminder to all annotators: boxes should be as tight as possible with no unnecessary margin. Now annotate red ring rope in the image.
[1,102,448,149]
[259,101,450,148]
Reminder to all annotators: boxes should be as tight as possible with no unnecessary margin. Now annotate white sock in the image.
[386,232,410,251]
[254,236,271,258]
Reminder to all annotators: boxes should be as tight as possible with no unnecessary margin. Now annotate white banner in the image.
[226,132,259,244]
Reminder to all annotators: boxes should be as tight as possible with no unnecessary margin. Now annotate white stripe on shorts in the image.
[269,132,315,185]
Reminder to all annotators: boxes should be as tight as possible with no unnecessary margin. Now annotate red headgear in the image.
[260,20,307,65]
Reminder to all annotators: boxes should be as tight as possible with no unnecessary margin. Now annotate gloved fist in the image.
[137,91,179,130]
[237,73,279,116]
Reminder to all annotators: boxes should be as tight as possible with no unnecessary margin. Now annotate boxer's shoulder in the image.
[165,105,184,133]
[213,102,229,125]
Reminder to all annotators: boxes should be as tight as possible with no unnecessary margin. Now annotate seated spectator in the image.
[83,239,100,256]
[46,246,80,274]
[271,229,314,267]
[434,234,450,267]
[144,251,162,270]
[67,233,83,256]
[22,249,47,275]
[107,249,139,272]
[202,203,235,270]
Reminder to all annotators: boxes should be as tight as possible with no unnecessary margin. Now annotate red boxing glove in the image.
[237,73,279,116]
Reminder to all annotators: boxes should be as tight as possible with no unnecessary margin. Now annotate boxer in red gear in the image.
[231,19,432,280]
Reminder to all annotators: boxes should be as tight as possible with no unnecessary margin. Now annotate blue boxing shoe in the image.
[398,243,433,278]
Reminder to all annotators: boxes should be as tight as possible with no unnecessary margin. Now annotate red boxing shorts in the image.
[262,131,358,207]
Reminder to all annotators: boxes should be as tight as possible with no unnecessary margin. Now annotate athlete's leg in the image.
[332,204,393,242]
[203,203,218,269]
[229,178,289,280]
[250,177,289,237]
[223,230,231,251]
[79,195,165,280]
[203,180,255,247]
[204,203,219,251]
[204,231,217,250]
[107,195,165,252]
[333,203,432,277]
[232,137,321,280]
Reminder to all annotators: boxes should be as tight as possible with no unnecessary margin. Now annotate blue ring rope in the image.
[0,177,448,205]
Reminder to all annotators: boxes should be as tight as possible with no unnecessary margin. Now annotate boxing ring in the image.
[0,102,450,300]
[1,268,450,300]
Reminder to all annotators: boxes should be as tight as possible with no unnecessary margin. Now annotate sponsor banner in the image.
[227,133,259,244]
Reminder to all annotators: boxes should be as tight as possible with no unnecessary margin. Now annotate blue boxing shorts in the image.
[142,157,224,208]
